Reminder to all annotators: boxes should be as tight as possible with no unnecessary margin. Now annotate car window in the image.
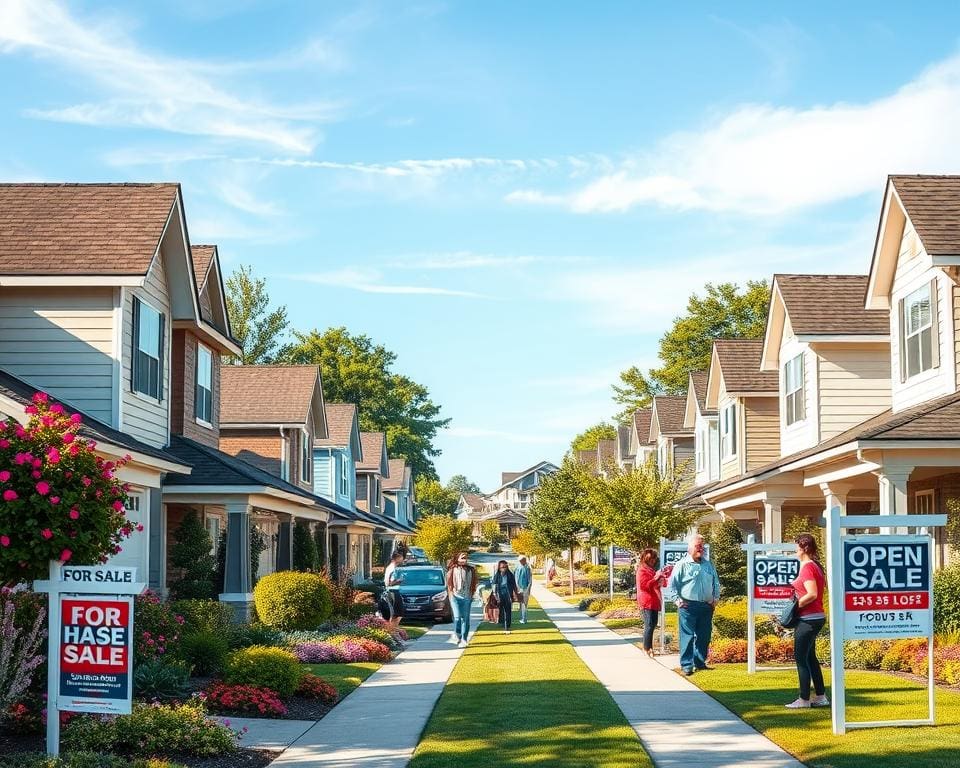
[396,568,444,585]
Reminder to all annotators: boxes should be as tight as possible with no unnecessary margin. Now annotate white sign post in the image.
[658,537,710,654]
[825,507,944,735]
[741,535,799,674]
[34,562,147,756]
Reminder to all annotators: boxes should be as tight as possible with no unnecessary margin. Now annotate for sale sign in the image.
[659,541,710,580]
[842,537,932,640]
[59,596,134,714]
[612,547,633,566]
[752,556,800,613]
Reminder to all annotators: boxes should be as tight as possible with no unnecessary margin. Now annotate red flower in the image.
[63,433,75,443]
[3,490,17,501]
[32,392,49,404]
[0,535,9,547]
[59,549,72,563]
[49,496,60,504]
[0,470,9,482]
[41,529,53,540]
[112,500,125,512]
[70,413,82,425]
[69,508,80,520]
[35,480,50,496]
[47,447,61,464]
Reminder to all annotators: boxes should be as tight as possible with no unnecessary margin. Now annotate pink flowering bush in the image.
[291,641,346,663]
[0,587,47,717]
[134,591,184,663]
[0,393,134,584]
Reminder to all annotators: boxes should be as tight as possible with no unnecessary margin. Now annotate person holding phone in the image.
[380,551,406,630]
[636,548,667,657]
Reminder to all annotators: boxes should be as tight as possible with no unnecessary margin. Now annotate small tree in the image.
[415,477,459,517]
[707,518,747,598]
[570,422,617,452]
[480,520,505,544]
[510,529,545,562]
[413,515,472,564]
[292,520,319,571]
[168,510,216,599]
[313,524,327,570]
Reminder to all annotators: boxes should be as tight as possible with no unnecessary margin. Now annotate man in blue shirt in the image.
[667,533,720,676]
[516,556,533,623]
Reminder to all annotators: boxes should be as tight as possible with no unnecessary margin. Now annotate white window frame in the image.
[340,454,349,496]
[300,428,311,483]
[132,297,163,400]
[720,403,737,460]
[695,428,706,472]
[902,282,936,379]
[205,515,221,556]
[915,489,934,515]
[195,343,213,426]
[783,353,805,426]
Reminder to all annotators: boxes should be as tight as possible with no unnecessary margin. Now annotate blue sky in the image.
[4,2,960,490]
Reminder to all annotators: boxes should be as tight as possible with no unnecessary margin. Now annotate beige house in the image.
[683,370,718,488]
[649,395,694,483]
[628,408,655,467]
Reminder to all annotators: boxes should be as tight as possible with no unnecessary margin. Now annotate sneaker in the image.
[505,630,511,635]
[682,668,694,676]
[450,632,459,644]
[810,695,830,707]
[785,698,811,709]
[458,639,467,648]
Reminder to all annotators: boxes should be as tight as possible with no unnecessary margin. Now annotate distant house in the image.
[683,370,718,488]
[615,423,635,469]
[485,461,559,514]
[628,408,655,468]
[455,493,488,538]
[649,395,694,483]
[382,458,417,560]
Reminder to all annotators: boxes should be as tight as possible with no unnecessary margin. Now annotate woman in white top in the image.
[445,551,478,647]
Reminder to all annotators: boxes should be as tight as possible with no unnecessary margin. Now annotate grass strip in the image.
[306,661,381,698]
[691,664,960,768]
[409,598,653,768]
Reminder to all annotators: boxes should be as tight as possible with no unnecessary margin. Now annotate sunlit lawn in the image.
[306,661,382,698]
[691,664,960,768]
[409,598,653,768]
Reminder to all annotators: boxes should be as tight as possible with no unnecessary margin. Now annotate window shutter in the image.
[157,313,165,401]
[131,296,141,393]
[898,297,906,383]
[929,277,940,369]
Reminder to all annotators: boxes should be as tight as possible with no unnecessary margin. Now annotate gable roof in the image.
[597,438,616,466]
[889,175,960,256]
[684,370,714,429]
[632,408,654,447]
[775,274,888,335]
[713,339,778,393]
[689,370,710,411]
[383,459,410,491]
[0,183,181,275]
[461,492,485,511]
[651,395,690,437]
[220,365,325,428]
[315,403,362,458]
[492,461,559,492]
[190,245,216,293]
[616,423,633,461]
[501,472,521,485]
[357,432,389,475]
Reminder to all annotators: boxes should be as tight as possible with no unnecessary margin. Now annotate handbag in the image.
[778,595,800,629]
[484,592,500,623]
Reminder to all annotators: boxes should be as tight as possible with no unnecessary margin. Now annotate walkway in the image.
[268,612,476,768]
[533,581,804,768]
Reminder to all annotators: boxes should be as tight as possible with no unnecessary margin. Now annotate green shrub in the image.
[293,520,319,572]
[62,701,237,757]
[168,511,217,599]
[170,599,234,636]
[0,754,185,768]
[584,597,612,614]
[132,659,190,700]
[253,570,333,630]
[228,622,283,649]
[844,639,892,670]
[178,631,230,676]
[934,564,960,633]
[223,645,302,696]
[712,598,776,639]
[881,638,929,671]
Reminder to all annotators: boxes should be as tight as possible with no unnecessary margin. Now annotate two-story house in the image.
[683,371,718,488]
[456,492,488,539]
[382,458,416,559]
[649,395,694,483]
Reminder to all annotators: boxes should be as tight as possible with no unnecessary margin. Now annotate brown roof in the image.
[575,449,596,465]
[358,432,387,473]
[461,493,486,512]
[383,459,409,491]
[714,339,778,393]
[633,408,653,445]
[652,395,690,436]
[890,175,960,257]
[617,423,633,458]
[315,403,357,448]
[501,472,521,485]
[0,183,180,274]
[220,365,320,425]
[775,274,888,335]
[191,245,215,292]
[597,438,616,464]
[689,370,710,412]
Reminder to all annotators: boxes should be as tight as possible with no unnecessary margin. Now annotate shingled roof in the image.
[0,183,180,275]
[714,339,778,393]
[501,471,521,485]
[383,459,410,491]
[315,403,357,448]
[190,245,215,292]
[461,493,486,513]
[220,366,321,425]
[357,432,388,473]
[652,395,691,436]
[597,438,616,465]
[633,408,653,446]
[617,423,633,459]
[890,175,960,257]
[775,274,888,335]
[689,370,710,412]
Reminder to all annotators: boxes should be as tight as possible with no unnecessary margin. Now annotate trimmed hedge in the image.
[253,570,333,630]
[223,645,302,697]
[711,598,776,639]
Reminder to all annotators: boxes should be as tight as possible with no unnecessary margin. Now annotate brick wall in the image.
[170,329,220,448]
[220,431,283,476]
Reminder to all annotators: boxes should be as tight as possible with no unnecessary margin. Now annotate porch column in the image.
[220,502,253,621]
[276,517,293,571]
[876,465,913,534]
[762,497,787,544]
[148,490,164,592]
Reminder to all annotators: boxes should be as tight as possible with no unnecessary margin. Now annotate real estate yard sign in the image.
[742,536,799,673]
[658,537,710,654]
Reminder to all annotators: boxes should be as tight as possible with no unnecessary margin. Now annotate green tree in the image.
[587,459,695,552]
[415,477,460,518]
[527,456,594,595]
[280,327,449,478]
[480,520,506,549]
[225,265,290,364]
[570,422,617,453]
[168,510,217,599]
[292,520,319,571]
[446,474,481,494]
[613,280,769,419]
[413,515,473,564]
[704,518,747,597]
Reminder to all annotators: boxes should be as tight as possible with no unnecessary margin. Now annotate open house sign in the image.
[59,596,134,714]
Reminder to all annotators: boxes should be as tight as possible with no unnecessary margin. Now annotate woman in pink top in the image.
[786,533,828,709]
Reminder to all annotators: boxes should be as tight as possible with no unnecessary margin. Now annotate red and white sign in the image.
[751,556,800,614]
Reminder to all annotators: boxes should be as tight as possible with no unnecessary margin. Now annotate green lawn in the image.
[404,624,429,640]
[306,661,382,698]
[409,599,653,768]
[691,665,960,768]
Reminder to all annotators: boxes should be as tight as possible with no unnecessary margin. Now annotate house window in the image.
[132,297,163,400]
[205,515,221,556]
[195,344,213,424]
[695,428,706,472]
[280,434,289,481]
[915,489,934,515]
[901,282,936,379]
[720,404,737,459]
[657,441,669,475]
[784,354,805,426]
[340,455,349,496]
[300,429,311,483]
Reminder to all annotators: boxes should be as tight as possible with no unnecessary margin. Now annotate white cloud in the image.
[507,52,960,216]
[287,267,490,298]
[0,0,335,153]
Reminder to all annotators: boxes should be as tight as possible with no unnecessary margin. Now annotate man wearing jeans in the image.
[445,551,478,648]
[667,534,720,676]
[516,556,532,623]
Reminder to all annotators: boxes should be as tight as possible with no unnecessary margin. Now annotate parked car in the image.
[403,545,434,566]
[391,565,451,622]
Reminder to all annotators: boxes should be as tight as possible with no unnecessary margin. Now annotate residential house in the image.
[649,395,694,482]
[628,408,655,467]
[455,493,488,539]
[382,458,417,557]
[485,461,559,513]
[683,371,719,488]
[596,438,617,477]
[615,423,635,469]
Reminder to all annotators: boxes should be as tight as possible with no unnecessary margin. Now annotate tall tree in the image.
[446,474,481,494]
[415,477,460,518]
[570,422,617,453]
[280,327,450,478]
[225,265,290,364]
[613,280,769,419]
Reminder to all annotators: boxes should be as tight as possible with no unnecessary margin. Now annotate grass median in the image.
[409,597,653,768]
[690,664,960,768]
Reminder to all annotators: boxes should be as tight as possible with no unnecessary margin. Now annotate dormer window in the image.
[900,281,938,380]
[195,344,213,424]
[720,404,737,459]
[132,297,164,400]
[784,354,805,426]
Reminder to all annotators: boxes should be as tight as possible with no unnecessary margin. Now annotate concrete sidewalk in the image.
[268,605,481,768]
[533,582,804,768]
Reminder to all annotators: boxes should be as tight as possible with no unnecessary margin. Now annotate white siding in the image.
[779,334,819,457]
[719,393,741,481]
[121,247,172,447]
[818,346,891,439]
[0,287,115,423]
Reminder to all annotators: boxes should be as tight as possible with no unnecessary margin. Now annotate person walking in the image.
[491,559,520,634]
[379,551,406,631]
[516,556,533,624]
[667,533,720,676]
[445,551,478,648]
[786,533,829,709]
[545,555,557,583]
[636,548,666,657]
